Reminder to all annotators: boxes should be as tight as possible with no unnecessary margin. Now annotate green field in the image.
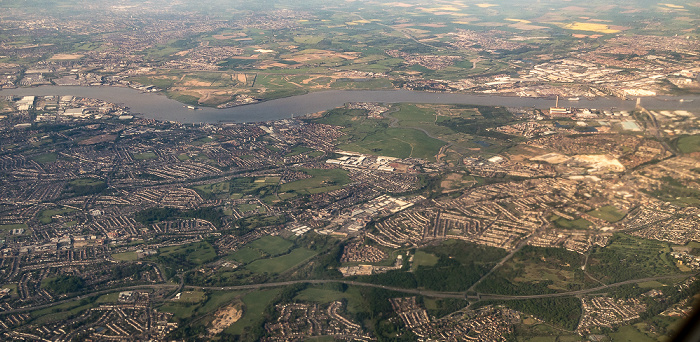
[111,251,139,261]
[295,287,349,303]
[279,168,350,195]
[2,284,18,298]
[128,76,177,89]
[389,104,476,139]
[160,290,245,320]
[588,205,626,223]
[225,289,282,335]
[294,285,365,313]
[229,247,265,264]
[550,215,593,230]
[246,236,294,256]
[312,107,445,161]
[285,145,314,156]
[609,325,655,342]
[588,234,681,284]
[476,246,589,295]
[411,250,439,270]
[159,241,216,264]
[246,248,317,274]
[176,290,206,303]
[95,292,120,303]
[152,241,218,276]
[32,153,57,164]
[133,151,158,160]
[30,295,95,324]
[340,127,445,161]
[237,203,265,214]
[0,223,27,232]
[675,135,700,154]
[69,178,104,186]
[37,207,76,224]
[193,176,280,199]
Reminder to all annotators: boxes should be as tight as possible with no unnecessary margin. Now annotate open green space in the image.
[285,145,313,156]
[648,176,700,207]
[246,236,294,256]
[70,177,105,188]
[111,251,139,261]
[176,290,206,303]
[225,289,282,335]
[133,151,158,160]
[234,214,287,232]
[294,285,366,313]
[389,103,476,139]
[0,223,28,232]
[550,215,593,230]
[279,168,350,195]
[68,178,107,196]
[150,241,217,277]
[341,127,445,160]
[37,207,76,224]
[32,152,57,164]
[411,250,439,270]
[2,284,18,298]
[159,241,217,265]
[480,297,582,331]
[246,248,317,274]
[675,135,700,154]
[311,107,445,161]
[476,245,590,295]
[193,176,280,199]
[609,325,655,342]
[588,205,627,223]
[135,206,224,228]
[229,247,265,264]
[161,290,245,320]
[41,275,85,295]
[95,292,120,303]
[236,203,264,214]
[588,233,682,284]
[128,76,177,89]
[30,297,95,325]
[358,240,507,292]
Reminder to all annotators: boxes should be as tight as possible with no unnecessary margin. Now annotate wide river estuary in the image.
[1,86,698,123]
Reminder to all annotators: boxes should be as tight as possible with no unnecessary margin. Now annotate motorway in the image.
[0,273,692,316]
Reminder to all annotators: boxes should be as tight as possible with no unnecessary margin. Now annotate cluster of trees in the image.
[43,275,85,295]
[235,214,286,232]
[358,241,507,292]
[134,207,224,228]
[588,234,676,284]
[111,263,151,281]
[437,105,515,140]
[476,246,586,295]
[354,287,418,341]
[481,297,582,331]
[68,178,107,196]
[426,298,469,319]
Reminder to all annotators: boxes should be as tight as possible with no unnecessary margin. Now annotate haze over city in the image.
[0,0,698,341]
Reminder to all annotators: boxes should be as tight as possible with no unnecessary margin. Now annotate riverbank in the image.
[1,85,698,124]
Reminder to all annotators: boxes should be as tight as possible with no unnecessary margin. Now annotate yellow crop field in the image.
[506,18,532,24]
[563,22,620,34]
[662,3,684,8]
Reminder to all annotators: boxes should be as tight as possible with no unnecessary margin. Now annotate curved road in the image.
[0,273,692,316]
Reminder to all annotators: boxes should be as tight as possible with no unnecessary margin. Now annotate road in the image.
[0,273,691,316]
[467,218,547,292]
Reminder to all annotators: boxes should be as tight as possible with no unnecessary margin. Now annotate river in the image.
[0,86,698,123]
